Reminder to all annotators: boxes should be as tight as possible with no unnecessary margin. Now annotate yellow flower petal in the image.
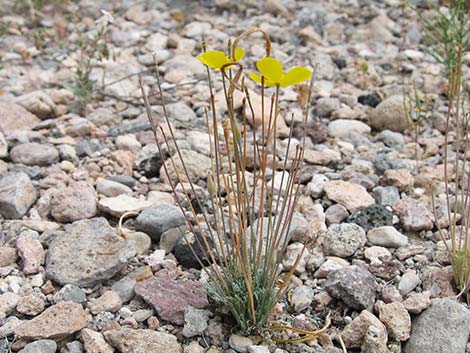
[197,51,229,70]
[280,67,312,87]
[257,57,283,83]
[234,47,245,61]
[249,72,277,86]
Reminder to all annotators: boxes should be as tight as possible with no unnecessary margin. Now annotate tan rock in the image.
[377,301,411,341]
[81,328,115,353]
[0,102,40,134]
[341,310,387,348]
[324,180,375,212]
[14,301,90,339]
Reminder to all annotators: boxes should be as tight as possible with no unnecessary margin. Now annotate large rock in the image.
[135,204,186,241]
[369,95,409,132]
[46,218,136,287]
[324,180,375,212]
[0,102,40,134]
[104,328,182,353]
[404,298,470,353]
[10,143,59,166]
[135,270,208,325]
[323,223,366,258]
[0,172,37,219]
[324,265,377,310]
[50,181,97,222]
[14,301,90,339]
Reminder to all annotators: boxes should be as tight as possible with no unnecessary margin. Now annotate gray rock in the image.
[57,144,78,162]
[46,218,136,287]
[248,346,270,353]
[367,226,408,248]
[160,226,185,253]
[50,181,97,223]
[229,335,253,353]
[111,277,136,303]
[369,95,409,132]
[135,204,186,241]
[398,271,421,296]
[53,284,86,304]
[323,223,366,258]
[378,130,404,149]
[0,172,37,219]
[104,328,182,353]
[96,178,132,197]
[290,285,315,312]
[182,306,211,338]
[315,97,341,117]
[134,269,208,325]
[63,341,83,353]
[126,231,151,255]
[325,204,349,225]
[327,119,371,138]
[324,265,377,310]
[373,186,400,206]
[10,143,59,166]
[18,339,57,353]
[347,205,393,232]
[405,298,470,353]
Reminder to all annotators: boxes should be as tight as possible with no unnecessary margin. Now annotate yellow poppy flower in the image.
[197,47,245,70]
[249,57,312,88]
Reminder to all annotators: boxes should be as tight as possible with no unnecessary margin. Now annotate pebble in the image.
[377,301,411,341]
[16,235,45,274]
[0,172,37,219]
[10,143,59,166]
[134,269,208,325]
[14,91,57,120]
[367,226,409,248]
[403,291,431,314]
[16,293,46,316]
[314,257,349,278]
[50,181,97,222]
[81,328,115,353]
[0,247,18,267]
[370,95,409,132]
[324,180,375,212]
[104,328,182,353]
[341,310,387,349]
[324,265,377,310]
[98,194,154,218]
[290,285,315,312]
[89,290,122,314]
[182,306,211,338]
[135,204,186,241]
[53,284,86,304]
[229,335,253,353]
[327,119,371,138]
[18,339,57,353]
[398,271,420,296]
[323,223,366,258]
[96,177,133,197]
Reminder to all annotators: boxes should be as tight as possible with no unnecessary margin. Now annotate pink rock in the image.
[134,270,208,325]
[324,180,375,212]
[0,102,40,134]
[16,236,45,275]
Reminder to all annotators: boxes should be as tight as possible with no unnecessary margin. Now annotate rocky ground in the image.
[0,0,470,352]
